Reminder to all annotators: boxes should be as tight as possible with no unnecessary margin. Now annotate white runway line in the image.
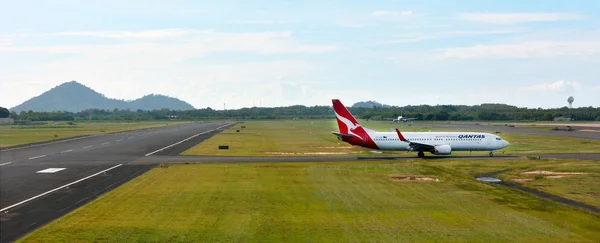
[1,135,97,152]
[128,136,134,139]
[61,149,73,153]
[0,164,123,212]
[37,168,66,173]
[145,123,232,157]
[116,139,123,142]
[101,142,110,145]
[84,145,93,149]
[29,155,47,160]
[0,162,12,166]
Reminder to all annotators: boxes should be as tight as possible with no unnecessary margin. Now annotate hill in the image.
[352,100,390,108]
[10,81,195,112]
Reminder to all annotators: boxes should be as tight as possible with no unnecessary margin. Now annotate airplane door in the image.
[487,136,492,149]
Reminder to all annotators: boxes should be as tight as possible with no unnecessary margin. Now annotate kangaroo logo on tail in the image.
[332,99,361,136]
[331,99,379,149]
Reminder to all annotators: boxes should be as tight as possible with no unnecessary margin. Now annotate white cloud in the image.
[0,30,341,55]
[0,38,11,46]
[459,13,585,24]
[383,29,523,44]
[372,10,413,16]
[518,80,581,93]
[0,29,342,109]
[443,41,600,59]
[4,29,212,39]
[230,20,285,24]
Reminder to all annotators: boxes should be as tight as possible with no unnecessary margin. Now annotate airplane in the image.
[331,99,509,157]
[392,114,418,123]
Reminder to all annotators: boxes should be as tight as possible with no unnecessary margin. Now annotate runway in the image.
[2,121,600,242]
[0,121,234,243]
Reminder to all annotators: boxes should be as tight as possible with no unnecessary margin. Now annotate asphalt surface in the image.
[0,121,234,243]
[1,120,600,242]
[0,164,154,242]
[421,123,600,140]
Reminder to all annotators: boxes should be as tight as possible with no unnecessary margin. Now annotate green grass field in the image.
[182,120,359,156]
[181,120,459,157]
[500,133,600,154]
[182,120,600,156]
[0,121,189,148]
[435,158,600,209]
[20,160,600,242]
[494,159,600,208]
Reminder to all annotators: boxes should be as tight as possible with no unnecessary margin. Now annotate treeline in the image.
[352,104,600,121]
[7,104,600,122]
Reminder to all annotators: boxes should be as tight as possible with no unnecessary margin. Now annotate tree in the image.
[0,107,9,118]
[9,111,18,119]
[435,111,450,121]
[596,115,600,121]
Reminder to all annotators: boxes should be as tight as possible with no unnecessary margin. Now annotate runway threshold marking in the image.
[145,123,232,157]
[0,162,12,166]
[29,155,47,160]
[37,168,66,173]
[0,164,123,212]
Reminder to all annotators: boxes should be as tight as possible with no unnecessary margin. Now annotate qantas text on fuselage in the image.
[331,99,510,157]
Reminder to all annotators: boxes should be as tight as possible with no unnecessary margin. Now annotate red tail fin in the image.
[332,99,360,134]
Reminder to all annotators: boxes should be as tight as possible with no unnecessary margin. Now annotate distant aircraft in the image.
[331,99,509,157]
[392,114,418,123]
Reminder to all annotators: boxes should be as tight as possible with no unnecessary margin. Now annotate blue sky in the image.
[1,0,599,109]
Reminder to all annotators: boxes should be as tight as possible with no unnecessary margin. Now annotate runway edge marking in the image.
[145,123,233,157]
[29,155,47,160]
[0,164,123,212]
[0,123,190,152]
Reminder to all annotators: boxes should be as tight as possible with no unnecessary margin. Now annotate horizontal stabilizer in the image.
[331,132,354,139]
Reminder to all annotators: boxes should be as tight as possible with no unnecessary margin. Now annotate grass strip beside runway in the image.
[495,159,600,208]
[182,120,600,156]
[0,121,189,148]
[20,161,600,242]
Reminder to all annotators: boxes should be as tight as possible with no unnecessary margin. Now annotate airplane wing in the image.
[395,128,435,151]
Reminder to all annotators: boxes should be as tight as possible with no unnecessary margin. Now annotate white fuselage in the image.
[370,131,509,152]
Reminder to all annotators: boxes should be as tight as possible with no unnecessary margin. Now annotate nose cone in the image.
[502,140,510,148]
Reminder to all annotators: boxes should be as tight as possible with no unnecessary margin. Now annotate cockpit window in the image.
[496,138,502,140]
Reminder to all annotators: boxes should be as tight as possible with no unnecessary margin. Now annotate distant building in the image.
[0,118,14,125]
[554,115,574,121]
[167,115,178,119]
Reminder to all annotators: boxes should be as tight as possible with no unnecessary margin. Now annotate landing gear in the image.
[418,151,425,158]
[489,152,494,157]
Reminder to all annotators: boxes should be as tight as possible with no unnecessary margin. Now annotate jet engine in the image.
[431,145,452,155]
